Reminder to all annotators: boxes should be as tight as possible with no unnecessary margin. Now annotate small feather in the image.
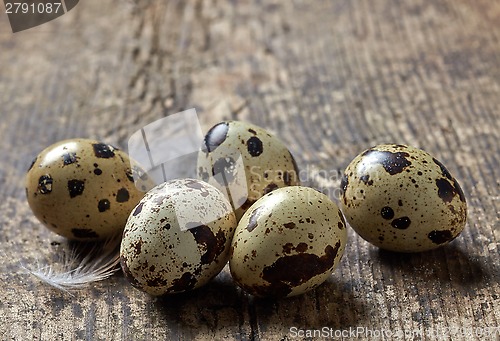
[22,235,121,294]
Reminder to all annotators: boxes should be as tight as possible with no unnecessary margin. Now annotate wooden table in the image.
[0,1,498,340]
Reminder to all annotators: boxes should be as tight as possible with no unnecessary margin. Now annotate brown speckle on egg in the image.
[263,183,278,194]
[189,225,227,265]
[362,149,412,175]
[391,216,411,230]
[98,199,110,212]
[38,175,53,194]
[120,255,141,288]
[246,206,264,232]
[169,272,198,293]
[381,206,395,220]
[246,136,264,157]
[211,157,237,185]
[203,122,229,153]
[62,152,78,166]
[92,143,115,158]
[133,202,144,216]
[116,188,130,203]
[428,230,454,244]
[67,179,85,198]
[261,242,340,294]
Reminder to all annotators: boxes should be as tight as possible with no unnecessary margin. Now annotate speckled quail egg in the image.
[120,178,237,296]
[229,186,347,298]
[340,144,467,252]
[25,138,153,241]
[197,121,300,220]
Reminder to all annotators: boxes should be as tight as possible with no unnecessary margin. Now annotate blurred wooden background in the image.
[0,0,498,340]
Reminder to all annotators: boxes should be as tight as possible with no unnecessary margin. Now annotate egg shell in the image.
[25,138,153,241]
[229,186,347,298]
[197,121,300,220]
[120,178,237,296]
[340,144,467,252]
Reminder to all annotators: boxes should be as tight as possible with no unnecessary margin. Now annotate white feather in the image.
[22,236,121,294]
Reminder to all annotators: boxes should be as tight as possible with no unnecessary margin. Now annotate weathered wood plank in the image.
[0,0,498,340]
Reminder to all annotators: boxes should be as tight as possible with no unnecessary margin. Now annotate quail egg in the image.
[25,138,153,241]
[197,121,300,220]
[340,144,467,252]
[120,178,237,296]
[229,186,347,298]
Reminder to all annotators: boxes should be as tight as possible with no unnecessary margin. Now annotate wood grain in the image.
[0,0,498,340]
